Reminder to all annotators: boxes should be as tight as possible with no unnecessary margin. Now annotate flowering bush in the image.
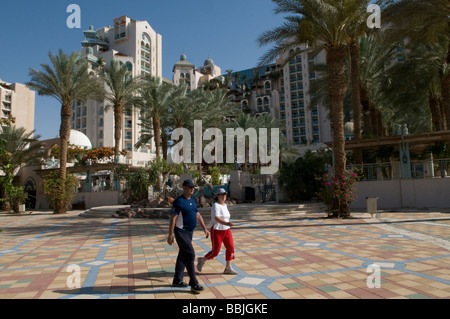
[81,147,128,164]
[318,170,359,218]
[50,145,85,161]
[41,171,79,214]
[50,146,128,165]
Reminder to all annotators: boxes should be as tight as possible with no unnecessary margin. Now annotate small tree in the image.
[319,171,359,218]
[0,164,28,213]
[0,126,44,213]
[41,171,79,213]
[278,150,331,201]
[210,166,221,186]
[122,168,153,203]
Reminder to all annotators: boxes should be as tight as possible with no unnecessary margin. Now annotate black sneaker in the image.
[172,281,188,287]
[191,284,204,294]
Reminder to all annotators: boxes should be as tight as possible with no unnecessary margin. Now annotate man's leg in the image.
[173,249,185,284]
[174,228,198,287]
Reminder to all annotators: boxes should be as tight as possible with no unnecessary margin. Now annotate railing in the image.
[347,158,450,181]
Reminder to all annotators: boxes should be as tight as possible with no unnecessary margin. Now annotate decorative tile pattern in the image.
[0,210,449,299]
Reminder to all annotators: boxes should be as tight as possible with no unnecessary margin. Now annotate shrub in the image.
[210,166,221,186]
[41,171,79,214]
[278,150,331,201]
[122,168,152,203]
[318,171,359,218]
[0,164,28,213]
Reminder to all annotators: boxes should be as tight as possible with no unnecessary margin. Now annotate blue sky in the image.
[0,0,285,140]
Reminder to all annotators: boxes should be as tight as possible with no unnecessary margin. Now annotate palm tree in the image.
[382,0,450,129]
[101,60,141,161]
[358,34,398,137]
[231,113,257,172]
[136,76,178,160]
[0,126,44,212]
[0,126,44,174]
[258,0,369,217]
[27,50,101,214]
[381,42,449,133]
[346,0,373,163]
[136,84,188,160]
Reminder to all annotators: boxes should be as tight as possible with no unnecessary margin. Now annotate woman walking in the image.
[197,188,237,275]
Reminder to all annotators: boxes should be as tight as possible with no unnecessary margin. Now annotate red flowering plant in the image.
[81,147,128,165]
[50,145,86,161]
[318,170,360,218]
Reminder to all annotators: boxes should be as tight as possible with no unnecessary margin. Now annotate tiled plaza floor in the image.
[0,209,449,299]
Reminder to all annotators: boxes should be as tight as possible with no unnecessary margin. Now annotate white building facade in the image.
[172,55,222,91]
[71,16,162,166]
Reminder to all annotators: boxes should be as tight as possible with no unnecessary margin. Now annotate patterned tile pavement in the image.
[0,209,449,299]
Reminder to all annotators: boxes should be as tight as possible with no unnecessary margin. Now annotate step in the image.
[79,202,326,219]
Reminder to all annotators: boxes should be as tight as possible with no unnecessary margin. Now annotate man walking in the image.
[167,179,209,294]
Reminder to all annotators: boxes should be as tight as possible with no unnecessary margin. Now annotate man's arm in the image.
[167,214,178,245]
[197,212,210,238]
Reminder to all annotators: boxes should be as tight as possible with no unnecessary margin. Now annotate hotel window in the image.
[126,62,132,72]
[99,118,103,127]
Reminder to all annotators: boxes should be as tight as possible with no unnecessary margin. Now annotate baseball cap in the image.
[182,179,195,188]
[216,188,227,195]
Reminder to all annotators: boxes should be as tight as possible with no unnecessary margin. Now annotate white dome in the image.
[69,130,92,149]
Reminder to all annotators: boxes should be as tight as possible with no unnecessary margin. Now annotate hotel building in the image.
[71,16,162,166]
[172,54,222,92]
[0,79,35,134]
[213,45,333,153]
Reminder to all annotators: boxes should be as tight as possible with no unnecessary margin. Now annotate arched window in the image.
[142,33,151,44]
[24,177,36,191]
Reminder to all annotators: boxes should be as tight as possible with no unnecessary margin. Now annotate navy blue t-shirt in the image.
[172,195,198,232]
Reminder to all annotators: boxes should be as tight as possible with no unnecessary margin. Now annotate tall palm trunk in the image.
[439,99,447,130]
[429,94,443,131]
[360,85,372,136]
[369,104,378,137]
[442,41,450,130]
[114,103,124,161]
[153,115,161,159]
[57,103,72,214]
[350,39,363,165]
[326,44,349,218]
[162,135,168,161]
[153,115,162,190]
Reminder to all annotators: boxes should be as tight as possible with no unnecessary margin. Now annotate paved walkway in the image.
[0,207,449,299]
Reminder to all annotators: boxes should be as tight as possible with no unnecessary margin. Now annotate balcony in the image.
[141,45,151,53]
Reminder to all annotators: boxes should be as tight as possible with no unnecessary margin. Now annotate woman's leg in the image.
[223,230,237,274]
[204,228,225,260]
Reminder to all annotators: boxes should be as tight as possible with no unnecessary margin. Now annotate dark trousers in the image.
[173,227,198,287]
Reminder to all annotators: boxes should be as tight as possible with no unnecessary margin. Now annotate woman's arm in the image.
[215,216,234,227]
